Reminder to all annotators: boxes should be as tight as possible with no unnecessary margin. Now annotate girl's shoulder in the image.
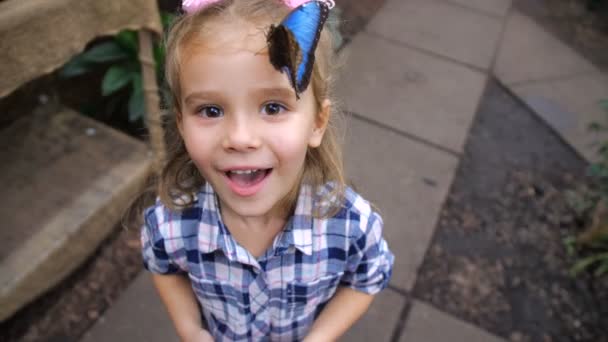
[316,183,383,236]
[341,186,378,218]
[143,188,217,240]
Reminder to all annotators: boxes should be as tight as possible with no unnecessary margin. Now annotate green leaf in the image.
[82,41,129,63]
[128,75,145,122]
[563,236,578,257]
[114,30,139,55]
[595,261,608,276]
[102,65,134,96]
[571,252,608,275]
[60,55,94,78]
[153,42,165,68]
[160,12,176,30]
[589,163,604,178]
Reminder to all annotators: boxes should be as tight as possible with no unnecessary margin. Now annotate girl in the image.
[141,0,394,340]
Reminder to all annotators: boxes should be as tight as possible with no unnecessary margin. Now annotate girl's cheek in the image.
[270,133,310,163]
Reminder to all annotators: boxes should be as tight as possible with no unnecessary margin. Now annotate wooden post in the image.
[138,30,166,172]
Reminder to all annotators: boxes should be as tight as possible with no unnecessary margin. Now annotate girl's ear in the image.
[309,99,331,148]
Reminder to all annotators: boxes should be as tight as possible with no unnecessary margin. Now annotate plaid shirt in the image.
[142,182,394,341]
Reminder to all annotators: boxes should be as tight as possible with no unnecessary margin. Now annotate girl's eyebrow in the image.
[254,87,294,99]
[184,90,223,104]
[184,87,295,104]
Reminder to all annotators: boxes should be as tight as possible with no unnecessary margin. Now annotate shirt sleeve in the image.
[340,211,394,295]
[141,205,184,275]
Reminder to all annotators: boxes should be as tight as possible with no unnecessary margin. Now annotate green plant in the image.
[570,233,608,277]
[565,188,599,218]
[567,99,608,277]
[60,12,174,122]
[587,99,608,198]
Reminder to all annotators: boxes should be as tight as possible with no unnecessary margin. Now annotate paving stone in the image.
[366,0,503,69]
[445,0,512,17]
[80,273,179,342]
[399,301,506,342]
[494,12,596,85]
[341,288,407,342]
[512,72,608,162]
[343,117,459,291]
[337,32,486,153]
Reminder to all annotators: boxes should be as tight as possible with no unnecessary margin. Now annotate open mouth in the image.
[225,168,271,185]
[223,168,272,196]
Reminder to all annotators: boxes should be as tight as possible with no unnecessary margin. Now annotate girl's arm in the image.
[152,273,213,342]
[303,287,374,342]
[304,209,393,341]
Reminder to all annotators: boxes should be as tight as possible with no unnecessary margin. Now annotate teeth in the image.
[230,169,259,175]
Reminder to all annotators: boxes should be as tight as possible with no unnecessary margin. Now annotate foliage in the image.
[60,12,175,122]
[567,232,608,277]
[566,99,608,277]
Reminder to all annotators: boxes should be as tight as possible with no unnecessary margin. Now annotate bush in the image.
[568,99,608,277]
[60,12,174,123]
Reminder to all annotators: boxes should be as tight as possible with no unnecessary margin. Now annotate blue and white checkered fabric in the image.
[142,182,394,341]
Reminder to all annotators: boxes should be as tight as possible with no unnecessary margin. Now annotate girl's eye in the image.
[262,102,286,116]
[197,105,223,118]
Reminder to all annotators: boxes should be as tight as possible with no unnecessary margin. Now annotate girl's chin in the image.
[215,189,287,219]
[220,201,278,219]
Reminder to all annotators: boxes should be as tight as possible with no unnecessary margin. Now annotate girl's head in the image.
[158,0,345,219]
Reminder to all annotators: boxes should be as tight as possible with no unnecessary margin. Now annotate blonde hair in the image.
[156,0,346,218]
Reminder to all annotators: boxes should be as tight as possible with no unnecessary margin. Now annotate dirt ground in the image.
[414,80,608,342]
[415,4,608,340]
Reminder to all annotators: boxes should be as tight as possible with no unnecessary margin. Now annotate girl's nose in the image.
[222,114,261,152]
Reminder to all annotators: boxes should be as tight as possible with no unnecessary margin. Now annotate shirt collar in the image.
[279,184,314,255]
[196,182,230,255]
[197,182,315,257]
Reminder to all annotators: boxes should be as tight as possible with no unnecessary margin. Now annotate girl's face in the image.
[177,22,329,220]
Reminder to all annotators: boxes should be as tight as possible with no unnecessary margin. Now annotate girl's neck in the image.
[219,200,290,259]
[222,208,286,233]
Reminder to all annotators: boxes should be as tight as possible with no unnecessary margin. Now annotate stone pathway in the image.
[495,11,608,162]
[81,0,608,341]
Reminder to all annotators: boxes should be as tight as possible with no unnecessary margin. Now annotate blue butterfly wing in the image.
[282,2,328,89]
[268,1,329,96]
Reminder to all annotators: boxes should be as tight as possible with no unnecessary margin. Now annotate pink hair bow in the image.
[182,0,334,14]
[283,0,315,8]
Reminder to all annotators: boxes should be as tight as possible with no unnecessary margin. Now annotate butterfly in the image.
[267,0,332,99]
